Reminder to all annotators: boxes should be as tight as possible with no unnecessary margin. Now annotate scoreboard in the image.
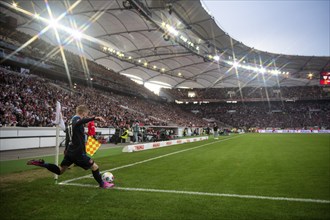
[320,71,330,85]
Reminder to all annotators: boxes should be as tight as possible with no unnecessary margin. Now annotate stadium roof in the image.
[1,0,329,88]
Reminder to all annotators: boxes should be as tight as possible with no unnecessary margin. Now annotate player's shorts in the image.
[61,153,94,170]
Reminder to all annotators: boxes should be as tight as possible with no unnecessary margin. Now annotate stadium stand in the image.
[0,26,161,101]
[0,24,329,131]
[181,101,330,130]
[0,66,206,128]
[161,86,330,101]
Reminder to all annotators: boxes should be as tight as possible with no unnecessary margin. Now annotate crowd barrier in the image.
[258,129,330,133]
[122,136,209,153]
[0,127,113,151]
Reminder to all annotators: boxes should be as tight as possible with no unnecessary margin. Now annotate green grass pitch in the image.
[0,133,329,219]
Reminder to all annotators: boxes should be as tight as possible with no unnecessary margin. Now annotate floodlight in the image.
[72,29,82,40]
[48,18,59,29]
[213,55,220,61]
[180,35,187,43]
[168,26,178,36]
[260,67,266,74]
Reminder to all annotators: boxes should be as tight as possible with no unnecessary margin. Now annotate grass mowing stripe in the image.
[59,133,329,205]
[61,182,330,204]
[2,134,329,220]
[59,135,243,184]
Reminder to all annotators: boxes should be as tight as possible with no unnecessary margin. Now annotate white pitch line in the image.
[59,135,330,204]
[59,135,242,184]
[60,182,330,204]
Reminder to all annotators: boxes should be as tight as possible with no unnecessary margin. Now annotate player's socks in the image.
[92,169,103,186]
[44,163,61,175]
[27,159,61,175]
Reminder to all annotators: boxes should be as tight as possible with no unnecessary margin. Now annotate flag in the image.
[86,136,101,156]
[54,101,65,183]
[54,101,66,131]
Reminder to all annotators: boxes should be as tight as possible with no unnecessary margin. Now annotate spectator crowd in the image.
[182,101,330,129]
[1,26,329,130]
[0,67,206,128]
[162,86,329,101]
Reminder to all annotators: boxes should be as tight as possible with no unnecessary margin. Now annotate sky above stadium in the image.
[201,0,330,57]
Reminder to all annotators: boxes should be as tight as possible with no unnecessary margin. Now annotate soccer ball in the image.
[102,172,114,183]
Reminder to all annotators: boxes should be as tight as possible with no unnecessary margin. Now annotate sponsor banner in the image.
[258,130,330,134]
[122,136,209,153]
[134,145,145,151]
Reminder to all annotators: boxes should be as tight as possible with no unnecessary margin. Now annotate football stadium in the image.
[0,1,329,219]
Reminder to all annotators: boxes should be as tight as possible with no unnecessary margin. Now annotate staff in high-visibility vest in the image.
[120,127,129,143]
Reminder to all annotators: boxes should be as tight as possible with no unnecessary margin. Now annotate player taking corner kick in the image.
[27,105,114,189]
